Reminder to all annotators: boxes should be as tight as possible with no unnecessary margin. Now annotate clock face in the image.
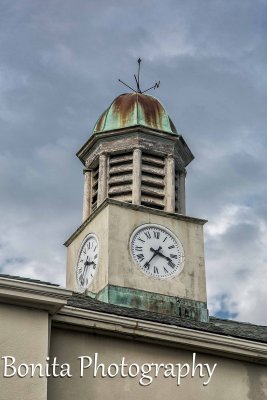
[76,233,99,290]
[130,224,184,279]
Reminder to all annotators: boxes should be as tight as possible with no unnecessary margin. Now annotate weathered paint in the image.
[93,93,177,134]
[92,284,209,322]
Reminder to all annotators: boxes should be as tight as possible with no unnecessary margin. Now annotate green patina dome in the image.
[93,92,177,135]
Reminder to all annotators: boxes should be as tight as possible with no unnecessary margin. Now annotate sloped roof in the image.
[0,273,59,287]
[68,293,267,344]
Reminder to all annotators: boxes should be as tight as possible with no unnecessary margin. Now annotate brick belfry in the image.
[65,65,208,323]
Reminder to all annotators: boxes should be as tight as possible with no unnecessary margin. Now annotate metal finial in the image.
[118,59,160,94]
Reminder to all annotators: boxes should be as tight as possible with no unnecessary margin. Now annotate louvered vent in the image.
[91,164,99,212]
[141,153,165,210]
[108,153,133,203]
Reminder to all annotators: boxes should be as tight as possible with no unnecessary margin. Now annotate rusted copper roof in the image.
[93,93,177,135]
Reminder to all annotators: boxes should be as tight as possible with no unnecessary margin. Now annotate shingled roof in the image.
[68,293,267,344]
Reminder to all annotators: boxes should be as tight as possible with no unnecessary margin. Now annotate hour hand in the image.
[84,257,95,267]
[164,254,175,265]
[90,261,96,269]
[156,249,169,260]
[156,250,176,267]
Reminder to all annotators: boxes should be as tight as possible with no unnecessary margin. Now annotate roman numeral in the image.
[168,245,175,249]
[135,246,143,251]
[163,236,167,242]
[164,267,169,274]
[154,266,159,274]
[144,231,151,239]
[168,260,175,269]
[170,254,178,259]
[153,231,160,239]
[137,254,144,261]
[138,238,145,243]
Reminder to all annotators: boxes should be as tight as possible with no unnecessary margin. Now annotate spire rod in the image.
[118,58,160,94]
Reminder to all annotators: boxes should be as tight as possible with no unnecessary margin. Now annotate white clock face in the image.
[76,233,99,290]
[130,224,184,279]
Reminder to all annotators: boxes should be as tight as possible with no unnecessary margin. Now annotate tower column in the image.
[97,153,108,207]
[82,169,92,221]
[178,170,186,214]
[132,148,142,205]
[165,155,175,212]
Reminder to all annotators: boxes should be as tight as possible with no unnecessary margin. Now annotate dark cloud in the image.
[223,222,260,247]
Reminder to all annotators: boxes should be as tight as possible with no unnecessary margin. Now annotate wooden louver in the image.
[140,152,165,210]
[91,163,99,212]
[108,153,133,203]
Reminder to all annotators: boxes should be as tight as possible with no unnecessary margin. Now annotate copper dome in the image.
[93,93,177,135]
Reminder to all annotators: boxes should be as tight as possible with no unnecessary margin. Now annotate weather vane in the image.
[118,58,160,94]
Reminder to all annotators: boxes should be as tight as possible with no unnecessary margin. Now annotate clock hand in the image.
[150,246,162,255]
[84,257,90,266]
[86,260,97,271]
[81,256,90,285]
[156,250,169,260]
[144,253,157,268]
[144,247,162,268]
[156,250,176,267]
[81,257,97,286]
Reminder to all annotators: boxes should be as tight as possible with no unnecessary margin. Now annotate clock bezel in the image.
[129,223,185,280]
[75,232,100,291]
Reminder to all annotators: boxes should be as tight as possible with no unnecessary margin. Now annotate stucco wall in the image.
[0,304,49,400]
[48,327,267,400]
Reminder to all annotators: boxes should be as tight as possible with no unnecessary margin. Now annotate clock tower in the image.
[65,91,208,322]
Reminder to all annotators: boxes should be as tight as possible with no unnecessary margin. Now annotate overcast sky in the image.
[0,0,267,325]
